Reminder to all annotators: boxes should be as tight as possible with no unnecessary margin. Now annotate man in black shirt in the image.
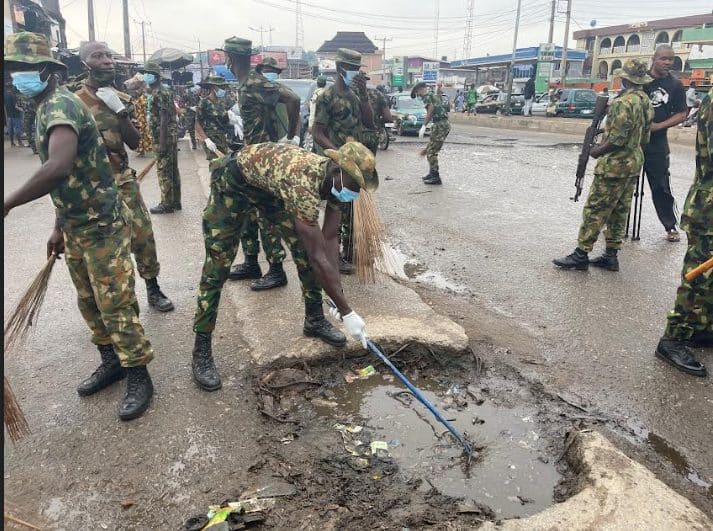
[643,45,688,242]
[3,81,24,147]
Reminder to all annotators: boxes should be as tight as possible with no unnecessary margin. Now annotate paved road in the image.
[374,124,712,495]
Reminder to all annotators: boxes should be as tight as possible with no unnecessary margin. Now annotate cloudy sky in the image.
[59,0,708,61]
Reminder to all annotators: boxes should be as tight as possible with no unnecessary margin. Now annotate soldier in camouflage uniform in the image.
[197,75,231,159]
[75,41,174,313]
[655,88,713,377]
[554,59,654,271]
[313,48,375,274]
[19,93,37,153]
[139,61,181,214]
[411,82,450,185]
[225,44,301,291]
[364,86,392,155]
[182,82,199,150]
[4,32,155,421]
[191,140,377,391]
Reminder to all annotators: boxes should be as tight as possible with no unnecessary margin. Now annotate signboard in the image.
[538,43,555,62]
[391,64,404,88]
[422,61,439,82]
[263,46,304,61]
[207,49,225,66]
[535,62,552,93]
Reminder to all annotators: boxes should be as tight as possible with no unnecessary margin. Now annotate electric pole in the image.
[197,36,204,79]
[88,0,96,41]
[376,36,393,84]
[433,0,440,58]
[141,21,147,63]
[505,0,523,115]
[295,0,304,49]
[249,25,274,51]
[560,0,572,88]
[548,0,556,44]
[463,0,474,59]
[122,0,131,59]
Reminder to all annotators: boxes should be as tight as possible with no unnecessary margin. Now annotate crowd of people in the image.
[2,30,711,426]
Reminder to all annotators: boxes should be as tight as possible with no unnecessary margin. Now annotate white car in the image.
[530,93,553,117]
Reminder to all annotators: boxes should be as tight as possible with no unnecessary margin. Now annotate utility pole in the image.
[141,21,147,63]
[548,0,556,44]
[198,36,204,80]
[249,25,274,51]
[88,0,96,41]
[560,0,572,88]
[122,0,131,59]
[463,0,474,59]
[505,0,523,115]
[295,0,304,49]
[433,0,440,59]
[376,36,393,84]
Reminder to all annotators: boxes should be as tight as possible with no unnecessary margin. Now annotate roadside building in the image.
[316,31,384,83]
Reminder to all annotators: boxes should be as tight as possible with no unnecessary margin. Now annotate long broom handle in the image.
[136,158,157,182]
[685,257,713,282]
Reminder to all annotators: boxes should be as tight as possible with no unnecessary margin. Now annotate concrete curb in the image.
[479,431,712,530]
[449,112,696,147]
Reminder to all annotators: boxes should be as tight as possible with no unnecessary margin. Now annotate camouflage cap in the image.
[223,36,253,56]
[255,56,282,73]
[137,61,161,75]
[197,75,228,87]
[614,58,653,86]
[335,48,363,68]
[4,32,66,69]
[324,139,378,193]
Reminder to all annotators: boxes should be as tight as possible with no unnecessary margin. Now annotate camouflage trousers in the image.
[239,208,287,263]
[118,178,160,279]
[664,180,713,340]
[577,173,637,253]
[193,173,323,334]
[64,219,154,367]
[155,140,181,207]
[185,110,196,146]
[361,129,379,156]
[24,110,36,149]
[339,202,353,260]
[427,120,450,171]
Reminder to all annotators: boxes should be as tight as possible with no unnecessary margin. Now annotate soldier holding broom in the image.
[3,32,155,421]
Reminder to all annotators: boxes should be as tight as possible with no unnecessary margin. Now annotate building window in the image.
[671,30,686,50]
[655,32,669,45]
[610,59,622,75]
[672,56,683,71]
[599,37,612,55]
[613,36,625,54]
[626,35,640,54]
[598,60,608,79]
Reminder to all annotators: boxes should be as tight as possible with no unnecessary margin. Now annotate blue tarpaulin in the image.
[211,65,236,82]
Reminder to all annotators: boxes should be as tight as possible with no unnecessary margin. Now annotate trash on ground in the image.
[370,440,389,456]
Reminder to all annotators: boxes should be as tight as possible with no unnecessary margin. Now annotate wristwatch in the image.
[116,109,129,119]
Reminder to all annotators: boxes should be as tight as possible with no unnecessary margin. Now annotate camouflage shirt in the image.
[197,96,229,144]
[75,83,135,184]
[183,90,200,113]
[682,88,712,235]
[226,143,333,225]
[367,88,388,125]
[238,70,296,145]
[314,84,363,152]
[594,87,654,178]
[35,87,119,232]
[421,93,448,123]
[149,85,177,144]
[694,89,712,184]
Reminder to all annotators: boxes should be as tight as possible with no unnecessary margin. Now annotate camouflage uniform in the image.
[197,95,230,159]
[150,84,181,207]
[194,143,332,333]
[362,88,387,155]
[35,87,153,367]
[19,94,37,152]
[664,89,713,340]
[75,82,161,280]
[183,89,199,148]
[577,87,654,252]
[422,92,450,172]
[314,84,364,260]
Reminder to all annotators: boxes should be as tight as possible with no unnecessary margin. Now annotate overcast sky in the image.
[59,0,708,61]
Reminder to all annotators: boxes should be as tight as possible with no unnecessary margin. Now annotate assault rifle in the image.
[572,96,610,202]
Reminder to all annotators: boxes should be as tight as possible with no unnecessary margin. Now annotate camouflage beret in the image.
[4,32,66,69]
[223,36,253,56]
[137,61,161,75]
[255,56,282,73]
[615,58,653,86]
[335,48,363,68]
[197,75,228,87]
[324,139,378,193]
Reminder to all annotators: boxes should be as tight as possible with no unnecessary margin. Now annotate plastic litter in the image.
[370,440,389,457]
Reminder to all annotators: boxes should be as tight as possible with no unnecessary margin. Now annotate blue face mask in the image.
[216,89,226,98]
[11,71,48,97]
[341,69,359,88]
[143,73,156,85]
[263,72,278,82]
[331,168,360,203]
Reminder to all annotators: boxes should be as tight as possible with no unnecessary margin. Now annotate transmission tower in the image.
[295,0,304,49]
[433,0,440,58]
[463,0,474,59]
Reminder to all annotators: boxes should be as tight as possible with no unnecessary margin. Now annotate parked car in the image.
[531,93,552,117]
[554,88,598,118]
[390,94,432,136]
[475,93,525,115]
[278,78,332,147]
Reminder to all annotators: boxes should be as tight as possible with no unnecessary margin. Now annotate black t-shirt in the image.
[4,90,20,118]
[644,73,686,153]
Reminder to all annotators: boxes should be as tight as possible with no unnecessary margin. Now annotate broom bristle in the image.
[4,376,30,442]
[353,191,387,283]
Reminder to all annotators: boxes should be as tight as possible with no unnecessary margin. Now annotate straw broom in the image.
[352,190,387,283]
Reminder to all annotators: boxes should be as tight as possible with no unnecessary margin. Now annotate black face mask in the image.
[84,62,116,87]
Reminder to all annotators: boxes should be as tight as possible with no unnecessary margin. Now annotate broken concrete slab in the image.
[193,152,469,366]
[479,431,713,531]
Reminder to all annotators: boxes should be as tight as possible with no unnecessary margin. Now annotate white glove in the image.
[204,138,217,153]
[329,305,342,321]
[189,106,197,112]
[418,125,426,139]
[278,135,301,146]
[342,311,368,348]
[96,87,125,114]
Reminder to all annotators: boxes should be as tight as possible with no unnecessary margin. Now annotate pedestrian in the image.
[139,61,181,214]
[197,75,231,159]
[308,75,328,135]
[466,84,478,115]
[685,81,699,118]
[75,41,174,313]
[313,48,375,274]
[4,81,25,147]
[367,85,393,153]
[523,74,536,117]
[182,81,199,150]
[553,59,654,271]
[412,81,450,185]
[3,32,155,421]
[655,87,712,378]
[643,44,689,242]
[454,90,464,113]
[125,75,153,157]
[19,93,37,153]
[224,46,301,292]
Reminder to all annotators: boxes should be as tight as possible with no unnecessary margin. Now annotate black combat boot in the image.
[173,203,182,211]
[118,366,154,421]
[422,170,433,181]
[77,344,126,396]
[553,248,589,270]
[589,248,619,271]
[191,140,197,150]
[192,332,222,391]
[251,261,288,291]
[655,338,706,377]
[303,302,347,346]
[423,170,442,185]
[229,255,262,281]
[146,278,175,312]
[687,331,713,348]
[150,203,174,214]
